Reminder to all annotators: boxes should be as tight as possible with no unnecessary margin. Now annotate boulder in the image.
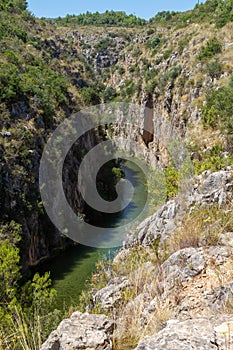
[40,311,114,350]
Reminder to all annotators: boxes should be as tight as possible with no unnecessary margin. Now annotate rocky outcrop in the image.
[42,167,233,349]
[40,311,114,350]
[149,246,233,320]
[126,168,233,247]
[93,277,130,311]
[134,315,233,350]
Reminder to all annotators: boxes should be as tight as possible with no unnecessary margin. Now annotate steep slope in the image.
[0,2,106,269]
[41,169,233,350]
[1,1,233,269]
[1,1,233,349]
[40,3,233,350]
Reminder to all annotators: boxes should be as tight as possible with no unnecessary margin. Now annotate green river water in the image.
[42,161,147,310]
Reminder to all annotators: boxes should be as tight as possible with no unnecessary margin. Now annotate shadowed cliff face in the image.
[143,93,154,148]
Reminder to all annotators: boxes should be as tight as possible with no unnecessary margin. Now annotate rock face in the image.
[40,312,114,350]
[93,277,130,310]
[151,246,233,320]
[126,169,233,248]
[134,315,233,350]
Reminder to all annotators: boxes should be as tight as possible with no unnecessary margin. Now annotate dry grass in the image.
[112,258,170,350]
[113,299,170,350]
[79,245,169,350]
[112,245,159,277]
[164,201,233,257]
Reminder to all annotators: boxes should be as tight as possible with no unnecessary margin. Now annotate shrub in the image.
[4,50,20,65]
[202,85,233,149]
[81,87,101,106]
[150,37,160,49]
[197,37,222,61]
[164,165,179,200]
[132,48,142,58]
[147,28,155,35]
[102,87,117,102]
[0,63,22,103]
[168,65,182,81]
[193,145,233,174]
[120,81,136,99]
[117,66,125,75]
[163,48,173,60]
[145,79,158,95]
[0,222,59,349]
[206,59,223,80]
[178,37,190,54]
[94,38,116,51]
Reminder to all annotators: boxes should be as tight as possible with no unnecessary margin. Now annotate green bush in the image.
[102,86,117,102]
[164,165,179,200]
[0,221,59,349]
[147,28,155,35]
[194,145,233,174]
[178,37,190,54]
[168,65,182,81]
[145,79,158,95]
[0,0,28,12]
[202,85,233,149]
[117,66,126,75]
[81,87,101,106]
[163,48,173,60]
[206,59,223,79]
[120,80,137,99]
[94,38,116,51]
[132,48,142,58]
[202,86,233,128]
[0,63,22,103]
[150,37,161,49]
[197,37,222,61]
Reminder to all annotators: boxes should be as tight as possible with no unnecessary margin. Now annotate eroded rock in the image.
[134,315,233,350]
[40,311,114,350]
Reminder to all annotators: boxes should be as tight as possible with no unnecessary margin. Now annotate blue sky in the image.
[27,0,200,20]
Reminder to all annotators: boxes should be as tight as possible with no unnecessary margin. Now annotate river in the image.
[42,161,147,310]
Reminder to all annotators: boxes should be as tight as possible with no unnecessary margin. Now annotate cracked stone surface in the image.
[40,311,114,350]
[134,316,233,350]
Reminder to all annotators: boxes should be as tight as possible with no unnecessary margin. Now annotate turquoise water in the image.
[44,161,147,309]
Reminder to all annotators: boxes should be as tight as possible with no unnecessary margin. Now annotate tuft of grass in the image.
[1,306,42,350]
[113,262,170,350]
[163,201,233,257]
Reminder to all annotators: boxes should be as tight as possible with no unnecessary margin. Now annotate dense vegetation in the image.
[0,2,76,348]
[149,0,233,28]
[0,221,59,349]
[202,82,233,150]
[52,10,147,27]
[45,1,233,30]
[0,0,28,12]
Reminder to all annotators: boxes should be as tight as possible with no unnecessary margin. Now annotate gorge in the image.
[1,1,233,349]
